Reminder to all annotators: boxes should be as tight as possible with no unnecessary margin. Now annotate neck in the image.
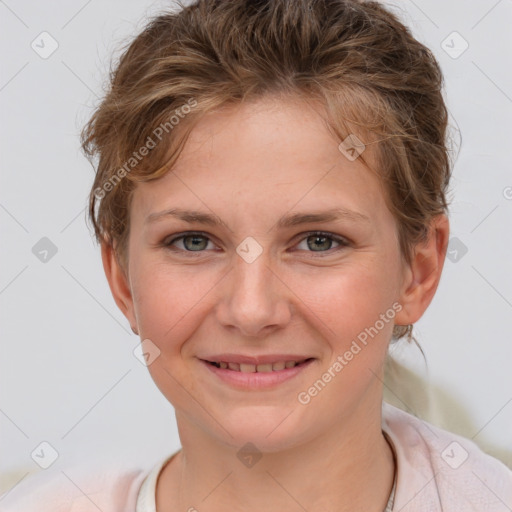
[157,399,395,512]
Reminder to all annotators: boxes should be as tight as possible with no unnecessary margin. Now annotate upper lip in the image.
[200,354,314,365]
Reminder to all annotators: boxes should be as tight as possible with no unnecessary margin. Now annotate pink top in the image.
[2,403,511,511]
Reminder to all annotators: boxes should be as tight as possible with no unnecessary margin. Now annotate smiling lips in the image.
[207,359,310,373]
[200,355,315,389]
[201,354,314,373]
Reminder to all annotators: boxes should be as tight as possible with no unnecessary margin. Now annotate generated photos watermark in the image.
[297,302,403,405]
[94,97,197,200]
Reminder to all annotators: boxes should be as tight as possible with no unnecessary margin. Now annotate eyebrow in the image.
[145,207,370,228]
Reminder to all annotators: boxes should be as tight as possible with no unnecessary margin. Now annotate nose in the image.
[215,247,292,338]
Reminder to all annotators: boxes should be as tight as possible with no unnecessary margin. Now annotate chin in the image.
[212,405,312,453]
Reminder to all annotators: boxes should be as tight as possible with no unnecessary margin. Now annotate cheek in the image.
[129,261,219,405]
[288,258,400,342]
[130,260,218,350]
[292,263,399,410]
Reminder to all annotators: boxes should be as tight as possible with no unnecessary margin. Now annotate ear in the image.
[394,214,450,326]
[101,241,138,334]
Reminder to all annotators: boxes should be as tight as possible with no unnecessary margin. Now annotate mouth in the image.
[199,356,316,390]
[204,358,314,373]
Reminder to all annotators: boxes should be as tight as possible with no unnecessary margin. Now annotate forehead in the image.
[132,96,389,226]
[173,96,374,173]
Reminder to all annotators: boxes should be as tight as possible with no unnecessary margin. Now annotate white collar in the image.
[135,453,176,512]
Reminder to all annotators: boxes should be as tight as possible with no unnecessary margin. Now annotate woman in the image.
[3,0,511,510]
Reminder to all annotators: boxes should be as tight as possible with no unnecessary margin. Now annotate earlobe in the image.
[394,214,450,326]
[101,242,138,333]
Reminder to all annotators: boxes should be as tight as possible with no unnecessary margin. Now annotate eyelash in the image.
[161,231,350,257]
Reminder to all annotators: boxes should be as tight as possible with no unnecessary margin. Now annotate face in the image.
[113,97,418,451]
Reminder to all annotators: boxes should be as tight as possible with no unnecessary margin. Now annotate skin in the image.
[102,96,449,512]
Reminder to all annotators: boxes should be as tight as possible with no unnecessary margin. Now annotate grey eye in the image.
[306,234,334,251]
[296,233,344,252]
[181,234,210,251]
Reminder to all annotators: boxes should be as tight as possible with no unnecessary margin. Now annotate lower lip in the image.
[200,359,315,390]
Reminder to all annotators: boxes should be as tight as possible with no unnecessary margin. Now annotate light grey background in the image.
[1,0,511,496]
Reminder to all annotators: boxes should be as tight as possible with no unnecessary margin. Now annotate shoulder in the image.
[382,402,512,512]
[0,461,148,512]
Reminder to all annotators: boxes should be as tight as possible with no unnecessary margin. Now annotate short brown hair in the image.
[81,0,452,340]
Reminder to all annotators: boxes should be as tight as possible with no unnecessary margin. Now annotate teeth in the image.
[212,359,308,372]
[256,363,273,373]
[272,361,286,371]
